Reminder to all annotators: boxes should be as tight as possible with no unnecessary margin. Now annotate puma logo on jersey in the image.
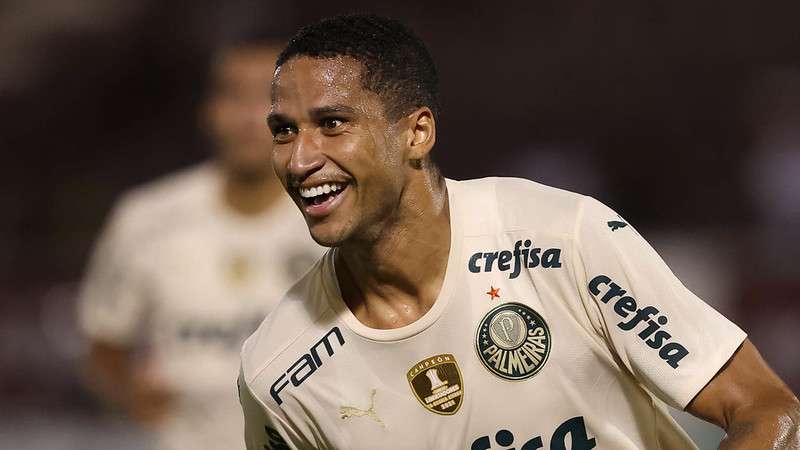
[270,327,345,405]
[588,275,689,368]
[339,388,385,428]
[607,220,628,231]
[471,416,596,449]
[468,239,562,279]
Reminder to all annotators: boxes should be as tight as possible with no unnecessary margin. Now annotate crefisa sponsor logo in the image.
[476,302,551,381]
[588,275,689,368]
[471,416,596,450]
[468,239,562,279]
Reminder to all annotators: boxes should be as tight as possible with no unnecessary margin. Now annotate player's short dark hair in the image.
[277,14,440,121]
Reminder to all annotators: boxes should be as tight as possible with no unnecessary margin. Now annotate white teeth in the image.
[299,183,345,198]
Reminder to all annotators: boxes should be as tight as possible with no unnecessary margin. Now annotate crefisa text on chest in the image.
[468,239,562,279]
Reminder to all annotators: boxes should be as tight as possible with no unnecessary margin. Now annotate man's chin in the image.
[307,222,350,248]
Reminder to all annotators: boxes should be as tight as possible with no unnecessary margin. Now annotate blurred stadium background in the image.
[1,1,799,449]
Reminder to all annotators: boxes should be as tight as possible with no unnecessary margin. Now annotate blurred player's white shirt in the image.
[239,177,746,450]
[79,163,323,450]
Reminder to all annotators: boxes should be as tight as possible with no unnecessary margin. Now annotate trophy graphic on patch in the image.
[425,368,447,391]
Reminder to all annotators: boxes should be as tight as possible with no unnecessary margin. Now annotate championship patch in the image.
[476,302,551,381]
[406,353,464,415]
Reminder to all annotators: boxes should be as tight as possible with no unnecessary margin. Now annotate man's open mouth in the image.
[298,182,348,207]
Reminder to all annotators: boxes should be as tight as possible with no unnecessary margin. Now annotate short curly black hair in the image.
[276,14,440,121]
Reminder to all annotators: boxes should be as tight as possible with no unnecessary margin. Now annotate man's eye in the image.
[273,126,295,138]
[322,118,344,129]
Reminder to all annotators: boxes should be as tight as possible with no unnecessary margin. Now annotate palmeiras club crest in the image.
[406,353,464,415]
[476,302,551,381]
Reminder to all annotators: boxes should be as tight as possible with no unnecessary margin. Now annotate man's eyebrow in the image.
[267,105,357,125]
[266,112,291,126]
[310,104,357,116]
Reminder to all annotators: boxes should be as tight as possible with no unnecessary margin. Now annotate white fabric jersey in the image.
[79,163,323,450]
[239,177,745,450]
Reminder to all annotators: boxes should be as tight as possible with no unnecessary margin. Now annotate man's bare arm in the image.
[687,338,800,449]
[84,341,172,426]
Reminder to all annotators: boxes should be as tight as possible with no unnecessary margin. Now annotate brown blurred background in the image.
[1,1,799,448]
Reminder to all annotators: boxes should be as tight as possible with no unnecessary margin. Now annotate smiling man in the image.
[238,14,800,450]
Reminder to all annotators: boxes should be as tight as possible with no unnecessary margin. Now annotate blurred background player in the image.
[77,36,323,450]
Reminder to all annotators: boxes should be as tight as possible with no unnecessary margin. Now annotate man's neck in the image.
[222,170,285,216]
[336,175,451,329]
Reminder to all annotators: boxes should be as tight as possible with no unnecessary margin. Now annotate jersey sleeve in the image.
[572,197,746,409]
[238,370,313,450]
[77,200,151,346]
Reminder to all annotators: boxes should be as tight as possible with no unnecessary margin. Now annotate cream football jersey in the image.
[79,163,323,450]
[239,177,745,450]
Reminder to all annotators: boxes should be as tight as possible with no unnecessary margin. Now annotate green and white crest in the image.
[475,302,551,381]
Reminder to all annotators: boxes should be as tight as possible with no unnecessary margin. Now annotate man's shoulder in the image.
[107,163,216,240]
[117,163,215,218]
[240,253,338,388]
[454,176,588,236]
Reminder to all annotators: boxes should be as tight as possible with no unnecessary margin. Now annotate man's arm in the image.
[78,194,173,425]
[85,341,172,427]
[687,338,800,449]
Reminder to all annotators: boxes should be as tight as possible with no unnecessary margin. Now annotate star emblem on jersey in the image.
[486,286,500,300]
[475,302,551,381]
[339,388,385,428]
[406,353,464,415]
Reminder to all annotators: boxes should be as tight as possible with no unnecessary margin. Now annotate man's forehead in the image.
[272,56,366,107]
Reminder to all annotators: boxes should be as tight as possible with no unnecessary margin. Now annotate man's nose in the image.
[287,130,325,182]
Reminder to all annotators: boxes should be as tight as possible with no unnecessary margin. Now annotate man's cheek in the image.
[271,152,288,178]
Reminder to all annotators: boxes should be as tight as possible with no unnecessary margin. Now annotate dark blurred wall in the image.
[4,1,800,281]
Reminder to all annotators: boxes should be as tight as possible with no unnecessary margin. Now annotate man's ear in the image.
[405,107,436,161]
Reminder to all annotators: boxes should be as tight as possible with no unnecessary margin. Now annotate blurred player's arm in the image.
[85,340,172,426]
[85,340,131,408]
[687,339,800,449]
[78,199,171,426]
